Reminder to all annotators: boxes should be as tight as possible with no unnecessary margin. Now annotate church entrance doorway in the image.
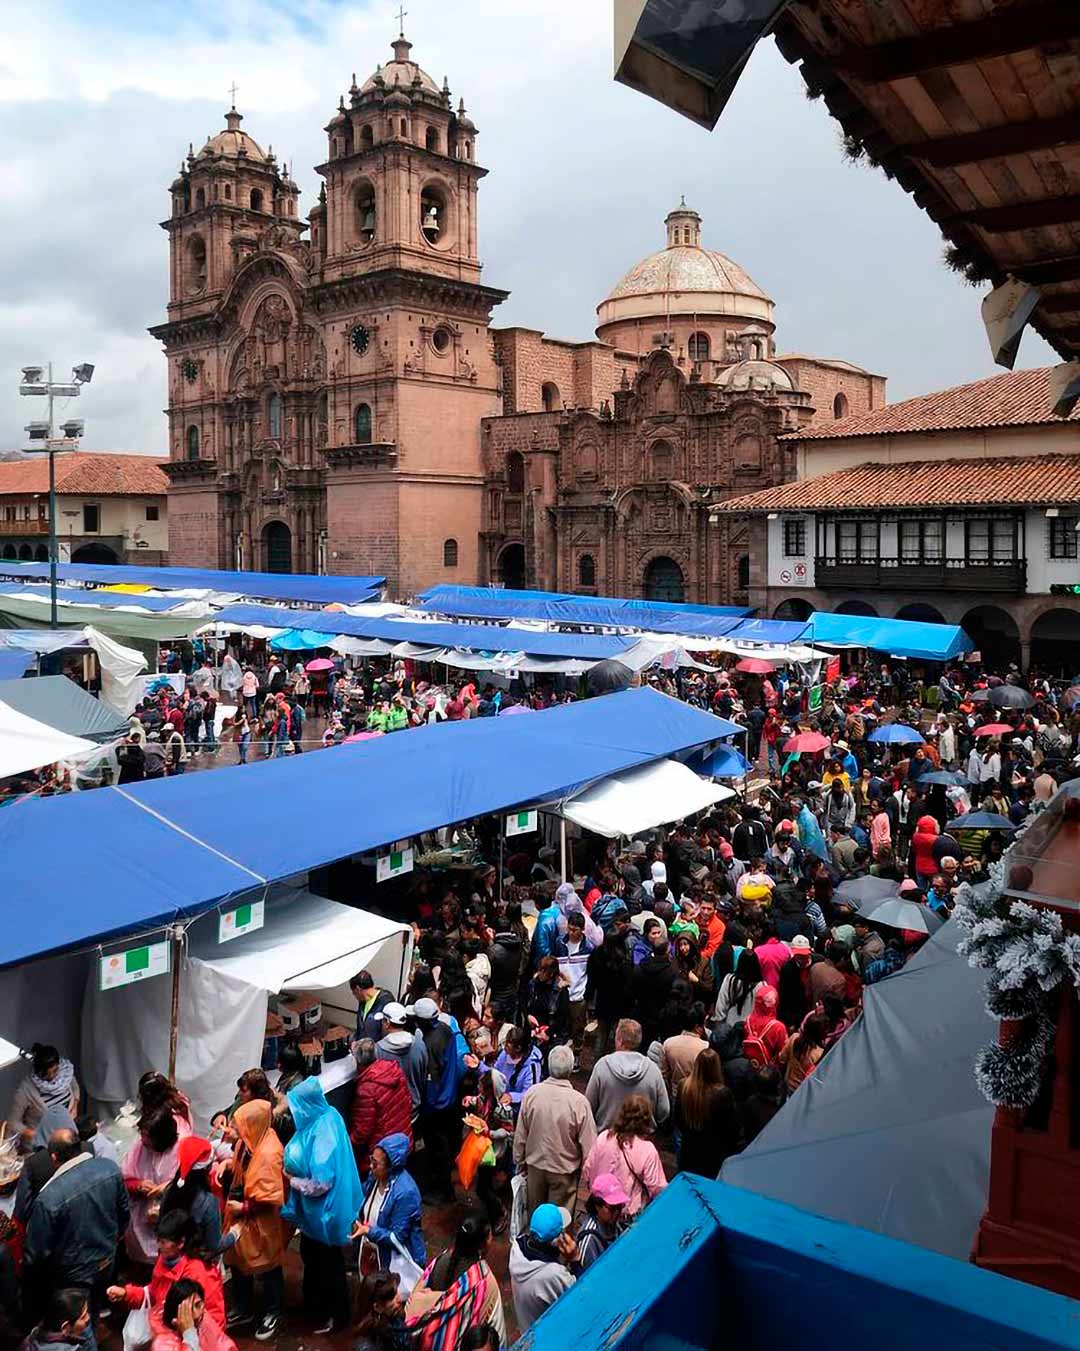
[263,520,292,574]
[644,556,685,604]
[497,542,525,591]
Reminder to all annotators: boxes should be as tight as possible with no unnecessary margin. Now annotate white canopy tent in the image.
[0,1036,20,1072]
[560,757,735,838]
[82,886,412,1128]
[0,699,99,778]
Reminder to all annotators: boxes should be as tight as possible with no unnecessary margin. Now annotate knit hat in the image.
[175,1136,212,1188]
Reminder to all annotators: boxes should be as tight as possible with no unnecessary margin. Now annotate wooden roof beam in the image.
[904,114,1080,168]
[834,3,1080,83]
[961,193,1080,232]
[1014,255,1080,286]
[1038,295,1080,314]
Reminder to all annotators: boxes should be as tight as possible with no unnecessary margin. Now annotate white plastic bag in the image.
[509,1171,528,1242]
[388,1233,423,1299]
[122,1290,152,1351]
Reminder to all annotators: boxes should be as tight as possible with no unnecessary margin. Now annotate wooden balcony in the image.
[815,556,1027,594]
[0,519,47,536]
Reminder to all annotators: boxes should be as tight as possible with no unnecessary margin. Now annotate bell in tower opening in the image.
[358,190,376,244]
[421,188,443,244]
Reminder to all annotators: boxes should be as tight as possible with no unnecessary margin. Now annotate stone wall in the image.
[776,356,886,423]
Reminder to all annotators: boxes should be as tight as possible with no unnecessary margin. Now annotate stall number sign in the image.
[808,684,824,713]
[100,940,170,991]
[377,844,414,882]
[506,810,538,837]
[219,899,266,945]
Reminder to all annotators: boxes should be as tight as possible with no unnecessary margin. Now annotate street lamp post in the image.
[18,362,95,628]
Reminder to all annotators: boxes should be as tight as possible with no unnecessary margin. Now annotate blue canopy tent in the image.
[805,613,972,661]
[0,585,200,613]
[0,652,32,680]
[418,583,751,624]
[0,562,385,607]
[0,688,740,970]
[212,603,644,661]
[691,744,751,778]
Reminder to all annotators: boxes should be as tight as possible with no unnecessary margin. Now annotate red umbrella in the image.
[974,722,1012,737]
[783,732,831,754]
[735,658,775,675]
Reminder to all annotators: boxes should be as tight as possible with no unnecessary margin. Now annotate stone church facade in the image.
[153,30,884,603]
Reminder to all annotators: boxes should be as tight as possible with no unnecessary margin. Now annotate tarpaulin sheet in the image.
[560,758,735,836]
[0,584,206,614]
[805,612,972,661]
[0,699,98,779]
[0,675,127,743]
[213,603,641,660]
[0,630,90,654]
[0,652,32,680]
[418,583,751,629]
[0,599,208,641]
[0,562,385,606]
[721,920,994,1260]
[0,688,739,969]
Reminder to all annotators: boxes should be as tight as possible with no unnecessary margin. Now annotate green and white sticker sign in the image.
[808,684,823,713]
[99,940,170,991]
[219,898,266,945]
[506,809,538,837]
[377,843,414,883]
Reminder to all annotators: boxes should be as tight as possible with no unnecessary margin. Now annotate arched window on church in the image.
[420,186,446,244]
[354,403,372,444]
[269,460,283,493]
[833,391,849,419]
[688,332,710,363]
[426,126,440,153]
[186,425,200,461]
[649,440,675,481]
[195,187,206,210]
[443,538,458,568]
[506,451,525,494]
[578,554,596,589]
[576,443,598,481]
[267,392,283,441]
[250,189,264,212]
[735,433,763,472]
[361,124,374,149]
[342,121,354,156]
[357,187,376,244]
[541,382,560,413]
[185,236,207,294]
[400,117,408,136]
[224,183,232,200]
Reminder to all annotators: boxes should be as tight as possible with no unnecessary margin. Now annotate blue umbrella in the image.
[697,744,751,778]
[919,769,969,787]
[867,723,924,744]
[948,811,1014,830]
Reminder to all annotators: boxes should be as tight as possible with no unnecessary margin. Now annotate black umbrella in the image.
[988,684,1034,710]
[835,876,900,909]
[585,659,633,695]
[968,689,991,703]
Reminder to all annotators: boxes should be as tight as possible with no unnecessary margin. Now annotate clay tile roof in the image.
[0,454,168,497]
[781,365,1079,441]
[719,453,1080,514]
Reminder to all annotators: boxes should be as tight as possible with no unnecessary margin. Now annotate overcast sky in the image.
[0,0,1057,453]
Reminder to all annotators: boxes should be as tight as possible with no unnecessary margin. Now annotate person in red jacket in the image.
[910,815,940,888]
[350,1038,413,1176]
[107,1209,226,1331]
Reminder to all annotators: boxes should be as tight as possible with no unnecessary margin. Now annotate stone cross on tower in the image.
[228,80,239,107]
[395,4,407,36]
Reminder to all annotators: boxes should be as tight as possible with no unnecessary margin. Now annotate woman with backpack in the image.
[741,985,787,1069]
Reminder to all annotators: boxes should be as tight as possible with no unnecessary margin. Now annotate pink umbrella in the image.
[499,703,534,715]
[343,730,383,743]
[305,657,334,672]
[783,732,831,754]
[973,722,1012,738]
[735,658,775,675]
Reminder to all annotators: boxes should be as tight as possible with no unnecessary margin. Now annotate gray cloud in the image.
[0,0,1056,454]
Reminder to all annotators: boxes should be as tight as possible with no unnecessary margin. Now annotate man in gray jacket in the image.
[373,1001,428,1124]
[584,1018,670,1130]
[509,1202,578,1332]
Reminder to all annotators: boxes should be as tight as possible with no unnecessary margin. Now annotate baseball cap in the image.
[409,997,440,1021]
[790,934,812,953]
[718,841,734,860]
[898,878,919,896]
[529,1203,572,1243]
[777,819,796,834]
[380,1001,409,1026]
[589,1173,629,1208]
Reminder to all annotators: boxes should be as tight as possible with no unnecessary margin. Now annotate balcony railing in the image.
[0,519,48,536]
[815,556,1027,593]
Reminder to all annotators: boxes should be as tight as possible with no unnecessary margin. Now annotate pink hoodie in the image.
[583,1129,667,1217]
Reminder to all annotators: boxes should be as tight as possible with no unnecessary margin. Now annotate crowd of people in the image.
[2,630,1077,1348]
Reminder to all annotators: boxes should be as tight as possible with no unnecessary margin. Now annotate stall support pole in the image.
[167,923,185,1082]
[498,824,505,906]
[560,817,568,884]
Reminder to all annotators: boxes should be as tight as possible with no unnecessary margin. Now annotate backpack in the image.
[743,1018,783,1069]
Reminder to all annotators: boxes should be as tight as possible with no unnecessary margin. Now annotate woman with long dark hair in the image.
[673,1048,741,1176]
[7,1044,81,1149]
[713,949,762,1027]
[405,1213,505,1350]
[781,1012,829,1094]
[355,1272,409,1351]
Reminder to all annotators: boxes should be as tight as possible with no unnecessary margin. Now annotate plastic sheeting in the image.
[0,699,99,778]
[0,585,207,614]
[84,628,149,714]
[721,921,994,1260]
[561,758,735,836]
[0,597,209,641]
[0,675,128,743]
[81,885,411,1128]
[0,688,739,969]
[417,583,752,632]
[806,612,972,661]
[0,562,385,606]
[0,652,32,680]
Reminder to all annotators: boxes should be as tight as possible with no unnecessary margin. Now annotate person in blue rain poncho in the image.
[282,1078,362,1336]
[795,799,829,864]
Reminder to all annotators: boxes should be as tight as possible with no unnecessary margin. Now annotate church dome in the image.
[596,201,774,338]
[715,358,796,393]
[198,108,268,163]
[361,35,441,96]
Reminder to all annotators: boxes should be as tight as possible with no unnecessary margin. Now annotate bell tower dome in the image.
[316,30,486,286]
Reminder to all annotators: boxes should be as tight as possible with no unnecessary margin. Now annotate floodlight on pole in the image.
[72,364,95,384]
[21,366,44,384]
